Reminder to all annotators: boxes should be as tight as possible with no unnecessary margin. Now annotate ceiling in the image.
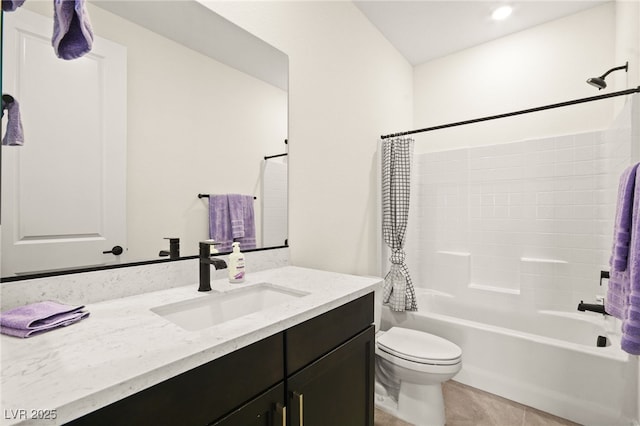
[354,1,609,66]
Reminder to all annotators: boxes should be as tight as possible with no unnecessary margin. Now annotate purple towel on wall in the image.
[2,0,25,12]
[228,194,256,250]
[228,194,246,239]
[0,301,90,338]
[209,195,233,253]
[2,97,24,146]
[606,163,639,320]
[208,194,256,252]
[52,0,94,60]
[611,163,639,272]
[621,168,640,355]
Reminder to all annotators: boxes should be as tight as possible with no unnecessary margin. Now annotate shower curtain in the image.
[381,137,417,312]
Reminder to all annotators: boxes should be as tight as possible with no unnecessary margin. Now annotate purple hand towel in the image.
[621,167,640,354]
[228,194,246,239]
[52,0,94,60]
[0,301,89,338]
[2,0,25,11]
[228,194,256,250]
[2,97,24,146]
[606,163,639,320]
[209,195,233,253]
[611,163,639,271]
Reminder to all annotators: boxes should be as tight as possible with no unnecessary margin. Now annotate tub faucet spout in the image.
[199,241,227,292]
[577,300,610,316]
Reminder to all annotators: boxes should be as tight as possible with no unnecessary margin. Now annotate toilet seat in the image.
[377,327,462,366]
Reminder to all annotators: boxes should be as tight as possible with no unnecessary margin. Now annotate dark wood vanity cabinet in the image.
[211,383,286,426]
[65,333,285,426]
[64,292,374,426]
[285,293,375,426]
[287,326,375,426]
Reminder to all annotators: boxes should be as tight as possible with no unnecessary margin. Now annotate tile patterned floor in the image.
[374,381,580,426]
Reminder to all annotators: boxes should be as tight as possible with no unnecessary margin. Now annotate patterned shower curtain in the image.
[381,137,417,312]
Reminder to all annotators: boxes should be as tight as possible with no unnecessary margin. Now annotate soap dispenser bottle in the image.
[228,242,245,283]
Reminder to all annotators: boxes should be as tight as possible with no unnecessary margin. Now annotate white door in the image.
[1,8,127,276]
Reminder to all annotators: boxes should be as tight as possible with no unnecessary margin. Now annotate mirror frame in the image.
[0,245,288,283]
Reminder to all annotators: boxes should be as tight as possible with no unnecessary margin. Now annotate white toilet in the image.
[375,327,462,426]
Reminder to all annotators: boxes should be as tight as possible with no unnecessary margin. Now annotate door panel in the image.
[287,326,375,426]
[1,8,127,276]
[212,383,285,426]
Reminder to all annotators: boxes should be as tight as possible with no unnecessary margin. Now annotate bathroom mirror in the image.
[0,1,288,280]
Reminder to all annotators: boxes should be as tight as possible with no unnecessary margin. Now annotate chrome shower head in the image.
[586,62,628,90]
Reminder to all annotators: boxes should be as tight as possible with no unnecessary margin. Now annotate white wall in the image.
[22,2,288,261]
[206,1,413,276]
[616,0,640,165]
[413,3,619,153]
[616,1,640,89]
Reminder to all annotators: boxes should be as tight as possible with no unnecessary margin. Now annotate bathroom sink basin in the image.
[151,284,308,331]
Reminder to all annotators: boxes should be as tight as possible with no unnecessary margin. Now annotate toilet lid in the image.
[377,327,462,365]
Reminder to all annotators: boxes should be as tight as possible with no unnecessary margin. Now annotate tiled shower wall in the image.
[411,104,632,312]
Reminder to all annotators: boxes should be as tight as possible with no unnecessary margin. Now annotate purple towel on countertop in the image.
[52,0,94,60]
[621,168,640,354]
[209,195,233,253]
[606,163,639,320]
[0,301,89,338]
[2,97,24,146]
[2,0,25,11]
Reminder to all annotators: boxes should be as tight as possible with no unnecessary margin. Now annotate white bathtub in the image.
[380,289,638,426]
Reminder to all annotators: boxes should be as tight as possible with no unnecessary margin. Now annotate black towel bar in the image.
[264,153,288,160]
[198,194,256,200]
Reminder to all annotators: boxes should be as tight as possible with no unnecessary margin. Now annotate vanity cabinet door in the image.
[286,293,374,375]
[210,382,285,426]
[64,333,284,426]
[287,325,375,426]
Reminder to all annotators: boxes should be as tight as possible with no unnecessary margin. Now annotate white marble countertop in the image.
[0,266,381,426]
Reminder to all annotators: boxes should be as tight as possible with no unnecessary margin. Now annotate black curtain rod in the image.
[264,153,288,160]
[198,194,257,200]
[381,86,640,140]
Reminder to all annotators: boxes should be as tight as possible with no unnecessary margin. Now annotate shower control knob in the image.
[103,245,124,256]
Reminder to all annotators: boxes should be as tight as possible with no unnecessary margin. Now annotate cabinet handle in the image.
[294,392,304,426]
[275,403,286,426]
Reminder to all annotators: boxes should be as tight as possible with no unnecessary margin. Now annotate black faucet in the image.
[577,300,610,316]
[159,237,180,259]
[199,241,227,292]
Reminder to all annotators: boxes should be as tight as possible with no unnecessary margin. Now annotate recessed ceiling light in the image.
[492,5,513,21]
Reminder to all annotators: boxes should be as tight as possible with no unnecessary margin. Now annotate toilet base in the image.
[374,389,405,422]
[375,380,446,426]
[399,382,445,426]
